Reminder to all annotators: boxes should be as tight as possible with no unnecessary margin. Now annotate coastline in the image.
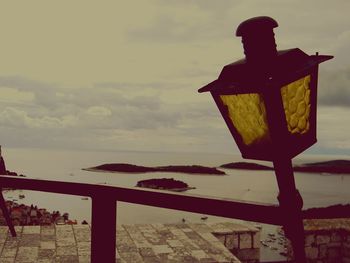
[0,199,80,226]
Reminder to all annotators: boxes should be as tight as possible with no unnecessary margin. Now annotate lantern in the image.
[199,16,333,161]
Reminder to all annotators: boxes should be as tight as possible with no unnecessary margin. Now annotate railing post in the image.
[91,195,116,263]
[0,188,16,237]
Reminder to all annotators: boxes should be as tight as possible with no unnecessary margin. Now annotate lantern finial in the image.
[236,16,278,64]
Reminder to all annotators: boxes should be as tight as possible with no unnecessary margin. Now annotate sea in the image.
[2,147,350,261]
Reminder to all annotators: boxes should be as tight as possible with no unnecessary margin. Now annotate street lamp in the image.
[198,16,333,262]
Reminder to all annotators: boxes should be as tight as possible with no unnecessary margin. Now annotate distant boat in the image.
[81,197,88,200]
[55,217,66,225]
[19,194,25,199]
[200,216,208,220]
[261,241,269,247]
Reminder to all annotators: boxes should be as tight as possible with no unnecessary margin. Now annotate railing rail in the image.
[0,175,283,262]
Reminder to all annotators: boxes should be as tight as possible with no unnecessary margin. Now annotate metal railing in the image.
[0,175,285,262]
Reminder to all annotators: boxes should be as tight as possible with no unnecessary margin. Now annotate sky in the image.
[0,0,349,156]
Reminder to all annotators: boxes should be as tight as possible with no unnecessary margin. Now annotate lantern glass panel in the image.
[220,93,271,146]
[281,75,311,135]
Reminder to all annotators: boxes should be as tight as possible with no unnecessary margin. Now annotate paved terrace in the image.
[0,222,260,263]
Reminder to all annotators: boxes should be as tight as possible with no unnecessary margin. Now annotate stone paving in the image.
[0,223,242,263]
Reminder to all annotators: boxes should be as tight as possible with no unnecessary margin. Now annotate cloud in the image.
[317,106,350,151]
[318,68,350,107]
[126,1,238,43]
[86,106,112,117]
[0,107,76,129]
[0,73,230,151]
[0,87,34,105]
[0,75,186,135]
[1,69,348,153]
[327,30,350,69]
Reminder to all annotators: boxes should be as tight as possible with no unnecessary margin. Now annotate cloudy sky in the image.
[0,1,349,156]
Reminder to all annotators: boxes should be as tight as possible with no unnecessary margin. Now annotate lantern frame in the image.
[199,48,332,161]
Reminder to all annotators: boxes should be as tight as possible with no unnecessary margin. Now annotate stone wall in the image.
[208,222,260,263]
[287,218,350,263]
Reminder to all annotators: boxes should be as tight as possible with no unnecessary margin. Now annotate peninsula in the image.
[83,163,226,175]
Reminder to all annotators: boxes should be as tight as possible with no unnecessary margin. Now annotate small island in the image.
[136,178,195,192]
[220,162,273,170]
[83,163,226,175]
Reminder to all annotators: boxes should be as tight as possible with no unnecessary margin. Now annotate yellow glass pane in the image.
[220,94,270,146]
[281,75,311,134]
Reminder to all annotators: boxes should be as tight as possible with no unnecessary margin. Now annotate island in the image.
[83,163,226,175]
[294,160,350,174]
[220,160,350,174]
[220,161,273,170]
[136,178,195,192]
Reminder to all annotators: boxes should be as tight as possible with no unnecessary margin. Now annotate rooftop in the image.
[0,222,259,263]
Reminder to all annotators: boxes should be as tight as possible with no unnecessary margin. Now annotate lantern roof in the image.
[198,49,333,93]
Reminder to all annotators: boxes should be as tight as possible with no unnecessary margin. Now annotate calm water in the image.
[2,148,350,261]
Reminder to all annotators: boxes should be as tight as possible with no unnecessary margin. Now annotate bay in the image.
[2,147,349,261]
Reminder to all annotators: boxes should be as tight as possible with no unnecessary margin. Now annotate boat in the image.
[261,241,269,247]
[81,197,89,200]
[19,194,25,199]
[55,217,66,225]
[200,216,208,220]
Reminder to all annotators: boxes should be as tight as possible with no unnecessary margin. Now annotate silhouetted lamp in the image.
[199,17,332,161]
[199,16,333,262]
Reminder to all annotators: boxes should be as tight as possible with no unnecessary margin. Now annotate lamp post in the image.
[199,16,333,262]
